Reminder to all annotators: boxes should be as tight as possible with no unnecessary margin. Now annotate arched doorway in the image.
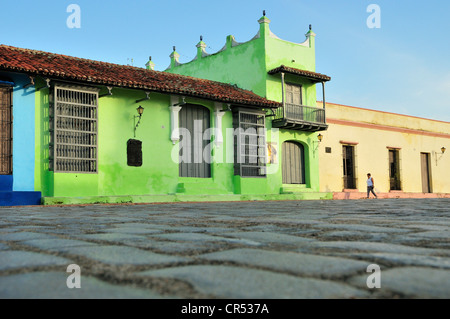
[179,104,211,178]
[282,141,305,184]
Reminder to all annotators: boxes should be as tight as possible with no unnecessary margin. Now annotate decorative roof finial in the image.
[263,10,266,16]
[200,35,203,41]
[309,24,312,30]
[149,56,152,61]
[173,46,176,52]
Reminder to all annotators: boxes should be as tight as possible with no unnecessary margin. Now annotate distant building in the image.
[319,102,450,199]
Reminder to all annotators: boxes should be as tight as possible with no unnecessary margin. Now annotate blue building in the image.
[0,71,41,205]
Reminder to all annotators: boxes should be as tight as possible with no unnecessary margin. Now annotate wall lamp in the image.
[435,146,446,166]
[313,133,323,155]
[134,106,144,137]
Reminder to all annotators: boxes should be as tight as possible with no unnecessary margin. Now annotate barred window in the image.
[50,86,98,173]
[233,109,266,177]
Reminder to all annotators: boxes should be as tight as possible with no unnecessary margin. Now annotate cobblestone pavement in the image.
[0,198,449,299]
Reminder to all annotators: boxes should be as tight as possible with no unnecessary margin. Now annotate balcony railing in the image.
[272,103,327,131]
[275,103,325,123]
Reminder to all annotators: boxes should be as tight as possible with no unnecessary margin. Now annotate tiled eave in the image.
[0,44,281,109]
[268,65,331,83]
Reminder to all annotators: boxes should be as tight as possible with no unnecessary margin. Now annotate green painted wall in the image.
[166,15,322,193]
[32,15,328,203]
[34,83,244,198]
[167,36,267,98]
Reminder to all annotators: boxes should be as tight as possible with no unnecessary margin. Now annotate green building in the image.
[165,13,331,197]
[0,14,331,205]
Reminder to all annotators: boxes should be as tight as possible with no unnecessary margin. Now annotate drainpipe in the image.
[281,72,286,118]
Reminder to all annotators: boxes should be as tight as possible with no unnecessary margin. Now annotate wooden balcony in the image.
[272,103,328,131]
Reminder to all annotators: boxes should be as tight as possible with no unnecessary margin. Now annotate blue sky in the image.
[1,0,449,121]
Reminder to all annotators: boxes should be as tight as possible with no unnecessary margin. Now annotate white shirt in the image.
[367,177,373,187]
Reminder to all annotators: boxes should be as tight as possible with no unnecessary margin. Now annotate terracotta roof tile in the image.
[0,45,281,108]
[268,65,331,82]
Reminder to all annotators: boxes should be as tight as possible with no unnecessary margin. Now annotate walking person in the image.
[366,173,378,198]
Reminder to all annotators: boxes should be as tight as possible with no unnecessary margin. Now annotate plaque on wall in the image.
[127,139,142,167]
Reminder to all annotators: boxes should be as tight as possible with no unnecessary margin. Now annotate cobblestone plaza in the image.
[0,198,449,299]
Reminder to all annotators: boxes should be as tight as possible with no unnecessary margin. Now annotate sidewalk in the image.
[333,191,450,200]
[0,198,449,298]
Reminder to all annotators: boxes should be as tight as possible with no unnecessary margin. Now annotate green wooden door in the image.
[179,104,211,178]
[282,141,305,184]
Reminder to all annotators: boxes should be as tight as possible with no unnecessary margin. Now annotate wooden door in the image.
[285,83,302,120]
[343,145,355,189]
[0,87,12,175]
[389,149,401,190]
[420,152,431,193]
[285,84,302,105]
[282,141,305,184]
[179,104,211,178]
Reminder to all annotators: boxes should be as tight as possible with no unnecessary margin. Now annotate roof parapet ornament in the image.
[196,35,209,58]
[145,56,155,70]
[169,46,181,69]
[263,10,266,16]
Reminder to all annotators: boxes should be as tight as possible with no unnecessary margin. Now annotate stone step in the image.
[0,191,41,206]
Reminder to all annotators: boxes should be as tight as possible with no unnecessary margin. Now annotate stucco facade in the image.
[1,43,334,206]
[165,14,330,196]
[319,102,450,198]
[0,71,41,205]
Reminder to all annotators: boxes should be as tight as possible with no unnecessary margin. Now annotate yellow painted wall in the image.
[318,102,450,194]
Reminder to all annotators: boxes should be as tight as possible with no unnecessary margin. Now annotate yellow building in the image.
[318,102,450,199]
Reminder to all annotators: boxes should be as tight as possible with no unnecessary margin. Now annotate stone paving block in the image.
[348,267,450,298]
[0,251,72,271]
[108,222,163,228]
[353,253,450,269]
[100,226,164,235]
[0,243,10,250]
[401,224,449,231]
[138,265,370,298]
[0,228,18,233]
[317,223,411,233]
[138,241,224,254]
[199,248,370,278]
[20,238,97,252]
[76,233,147,242]
[310,241,445,256]
[66,245,189,265]
[0,271,166,298]
[220,231,314,246]
[320,230,372,239]
[406,230,450,239]
[199,227,233,234]
[151,232,261,246]
[0,232,58,242]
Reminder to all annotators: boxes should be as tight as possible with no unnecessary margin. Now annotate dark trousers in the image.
[367,186,377,198]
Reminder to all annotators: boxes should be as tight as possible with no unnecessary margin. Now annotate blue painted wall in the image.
[11,74,36,191]
[0,72,40,205]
